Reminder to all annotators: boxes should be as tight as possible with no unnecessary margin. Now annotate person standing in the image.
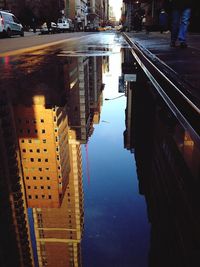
[167,0,192,48]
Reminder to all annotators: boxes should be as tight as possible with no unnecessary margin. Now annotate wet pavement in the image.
[0,32,200,267]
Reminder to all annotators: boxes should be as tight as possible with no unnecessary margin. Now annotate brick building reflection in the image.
[32,129,84,267]
[123,50,200,266]
[0,51,105,266]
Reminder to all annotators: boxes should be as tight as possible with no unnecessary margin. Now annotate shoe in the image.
[180,42,188,48]
[170,41,176,47]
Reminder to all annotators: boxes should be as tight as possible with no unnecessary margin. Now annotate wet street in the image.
[0,32,200,267]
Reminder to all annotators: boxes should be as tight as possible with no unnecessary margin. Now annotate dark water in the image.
[0,35,200,267]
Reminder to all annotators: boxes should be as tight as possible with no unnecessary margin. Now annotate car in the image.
[57,17,74,32]
[0,10,24,37]
[40,22,57,34]
[98,27,106,32]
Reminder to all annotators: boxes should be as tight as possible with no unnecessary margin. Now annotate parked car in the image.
[57,18,74,32]
[0,10,24,37]
[40,22,57,34]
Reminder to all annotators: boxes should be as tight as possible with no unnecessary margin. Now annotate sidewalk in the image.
[126,31,200,90]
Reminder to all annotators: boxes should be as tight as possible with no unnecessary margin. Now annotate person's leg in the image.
[171,9,180,46]
[178,8,191,46]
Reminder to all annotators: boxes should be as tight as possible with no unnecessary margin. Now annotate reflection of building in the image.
[89,56,103,124]
[11,58,71,208]
[124,55,200,266]
[66,57,91,143]
[32,127,84,267]
[102,55,109,74]
[0,91,34,267]
[0,46,105,266]
[14,97,70,208]
[66,55,103,143]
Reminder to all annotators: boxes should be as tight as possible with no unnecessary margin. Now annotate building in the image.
[66,56,93,143]
[14,97,70,208]
[65,0,88,30]
[87,0,100,29]
[32,129,84,267]
[11,56,71,208]
[89,56,104,124]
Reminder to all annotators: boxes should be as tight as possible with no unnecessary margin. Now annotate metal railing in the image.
[122,32,200,146]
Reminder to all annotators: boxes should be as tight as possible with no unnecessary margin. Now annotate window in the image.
[41,186,44,189]
[39,168,42,171]
[48,195,52,199]
[33,119,36,124]
[42,129,45,133]
[28,195,32,199]
[28,186,31,189]
[45,168,49,171]
[21,139,24,143]
[40,177,43,180]
[41,119,44,123]
[30,158,34,162]
[28,140,32,143]
[26,176,29,180]
[29,149,33,152]
[22,149,26,152]
[35,129,38,133]
[43,140,46,143]
[47,177,50,180]
[34,186,37,189]
[42,195,45,199]
[45,159,48,162]
[27,129,30,133]
[38,159,41,162]
[35,195,38,199]
[33,176,36,180]
[19,129,23,133]
[47,186,51,189]
[37,149,40,153]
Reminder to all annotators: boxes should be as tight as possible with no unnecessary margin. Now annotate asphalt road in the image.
[0,31,109,56]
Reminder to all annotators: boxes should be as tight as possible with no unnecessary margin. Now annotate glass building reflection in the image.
[123,50,200,267]
[0,51,105,266]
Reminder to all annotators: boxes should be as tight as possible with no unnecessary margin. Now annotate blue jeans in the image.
[171,8,191,43]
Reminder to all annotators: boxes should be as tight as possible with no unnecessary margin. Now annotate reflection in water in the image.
[123,50,200,267]
[0,51,105,266]
[1,43,200,267]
